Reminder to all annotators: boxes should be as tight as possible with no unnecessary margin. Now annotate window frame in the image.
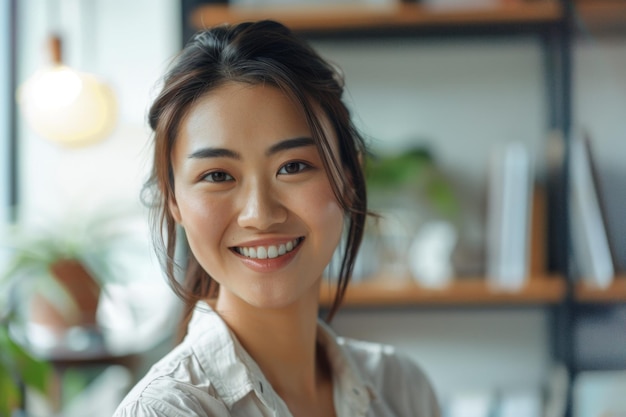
[1,0,18,223]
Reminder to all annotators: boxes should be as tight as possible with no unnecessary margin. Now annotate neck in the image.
[214,281,328,399]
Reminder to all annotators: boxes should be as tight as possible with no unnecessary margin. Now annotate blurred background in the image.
[1,0,625,416]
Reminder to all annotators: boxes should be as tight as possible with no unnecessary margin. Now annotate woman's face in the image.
[169,82,344,310]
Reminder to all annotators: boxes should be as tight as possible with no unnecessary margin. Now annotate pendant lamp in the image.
[18,35,117,147]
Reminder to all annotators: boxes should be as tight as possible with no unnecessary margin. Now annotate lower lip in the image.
[233,241,303,273]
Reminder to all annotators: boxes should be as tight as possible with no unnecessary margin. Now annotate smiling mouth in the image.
[232,237,304,260]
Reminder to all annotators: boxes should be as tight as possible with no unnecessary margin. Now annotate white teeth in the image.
[236,238,300,260]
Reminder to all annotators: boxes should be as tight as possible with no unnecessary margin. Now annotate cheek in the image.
[300,181,344,244]
[325,202,345,251]
[319,195,344,233]
[175,190,231,254]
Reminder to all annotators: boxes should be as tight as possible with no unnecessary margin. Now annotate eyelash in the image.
[201,171,234,183]
[278,161,311,175]
[200,161,311,183]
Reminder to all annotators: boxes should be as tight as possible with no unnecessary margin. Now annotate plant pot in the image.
[29,259,101,332]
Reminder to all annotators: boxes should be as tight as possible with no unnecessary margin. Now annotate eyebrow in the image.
[266,137,315,156]
[187,147,241,160]
[187,137,315,160]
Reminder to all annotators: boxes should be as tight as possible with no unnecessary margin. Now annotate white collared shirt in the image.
[113,302,440,417]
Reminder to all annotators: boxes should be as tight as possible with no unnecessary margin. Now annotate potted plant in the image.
[364,146,460,221]
[0,210,140,352]
[362,146,462,284]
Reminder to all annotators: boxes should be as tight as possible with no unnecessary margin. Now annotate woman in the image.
[114,20,439,417]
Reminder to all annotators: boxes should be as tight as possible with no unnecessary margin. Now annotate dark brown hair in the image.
[144,20,367,325]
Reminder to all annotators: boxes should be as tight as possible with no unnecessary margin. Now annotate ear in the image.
[168,196,183,224]
[357,149,364,167]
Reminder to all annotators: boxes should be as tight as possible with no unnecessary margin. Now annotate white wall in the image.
[315,37,547,182]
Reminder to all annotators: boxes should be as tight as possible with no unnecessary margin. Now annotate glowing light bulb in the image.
[18,65,117,147]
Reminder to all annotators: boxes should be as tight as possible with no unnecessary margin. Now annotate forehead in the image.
[182,82,309,146]
[173,82,342,164]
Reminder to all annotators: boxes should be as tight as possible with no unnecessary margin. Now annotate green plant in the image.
[364,147,460,221]
[3,215,124,280]
[0,306,51,417]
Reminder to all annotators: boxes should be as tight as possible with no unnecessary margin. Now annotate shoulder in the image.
[339,338,441,416]
[339,337,430,386]
[113,343,229,417]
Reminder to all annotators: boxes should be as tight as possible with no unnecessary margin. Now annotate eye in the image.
[278,161,310,175]
[202,171,234,183]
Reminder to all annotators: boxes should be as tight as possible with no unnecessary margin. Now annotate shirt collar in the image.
[185,302,274,409]
[317,320,376,413]
[185,302,374,413]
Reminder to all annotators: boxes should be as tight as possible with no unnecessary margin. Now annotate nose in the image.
[237,180,288,230]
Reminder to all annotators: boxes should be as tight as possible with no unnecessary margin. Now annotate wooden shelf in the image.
[190,2,562,33]
[320,274,566,307]
[575,275,626,303]
[575,0,626,35]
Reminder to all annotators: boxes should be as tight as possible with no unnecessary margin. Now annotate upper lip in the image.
[230,236,303,248]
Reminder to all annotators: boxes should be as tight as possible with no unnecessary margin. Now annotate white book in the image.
[486,142,533,291]
[574,370,626,417]
[569,132,614,289]
[497,389,542,417]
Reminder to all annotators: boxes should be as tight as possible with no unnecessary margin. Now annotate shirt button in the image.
[353,387,360,395]
[259,382,264,393]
